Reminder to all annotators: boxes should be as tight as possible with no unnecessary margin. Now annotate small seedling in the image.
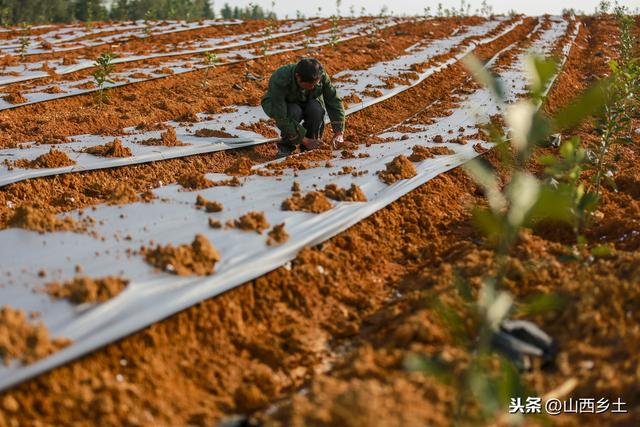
[92,52,117,106]
[18,36,30,61]
[17,24,31,61]
[329,15,340,47]
[201,52,219,87]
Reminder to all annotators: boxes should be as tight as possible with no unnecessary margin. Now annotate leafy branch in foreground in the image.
[92,52,117,106]
[406,53,610,424]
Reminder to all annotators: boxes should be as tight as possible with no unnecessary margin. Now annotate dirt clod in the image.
[15,148,76,169]
[323,184,368,202]
[45,276,129,304]
[195,195,223,212]
[8,206,80,233]
[194,129,238,138]
[142,234,221,276]
[224,157,253,176]
[282,191,333,213]
[178,173,214,190]
[378,155,417,184]
[408,145,454,161]
[83,139,132,158]
[0,306,71,366]
[267,223,289,246]
[233,211,270,234]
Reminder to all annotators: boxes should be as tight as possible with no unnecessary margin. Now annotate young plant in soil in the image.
[329,0,341,47]
[92,52,117,106]
[201,52,219,87]
[261,10,277,57]
[144,11,153,37]
[17,25,31,61]
[18,36,30,61]
[406,55,610,423]
[586,6,639,199]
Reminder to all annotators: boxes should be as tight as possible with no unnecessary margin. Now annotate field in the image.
[0,11,639,427]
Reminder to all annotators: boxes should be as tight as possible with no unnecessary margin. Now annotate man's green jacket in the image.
[261,63,345,144]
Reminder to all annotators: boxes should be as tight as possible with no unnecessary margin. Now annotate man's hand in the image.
[302,137,320,150]
[331,132,344,149]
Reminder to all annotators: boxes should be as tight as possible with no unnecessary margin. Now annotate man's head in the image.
[295,58,323,90]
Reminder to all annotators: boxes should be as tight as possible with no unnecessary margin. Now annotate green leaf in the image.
[404,354,452,384]
[528,56,558,98]
[530,184,575,223]
[472,207,503,241]
[537,154,557,166]
[518,293,566,316]
[591,245,613,257]
[463,54,505,103]
[552,78,612,131]
[578,191,599,212]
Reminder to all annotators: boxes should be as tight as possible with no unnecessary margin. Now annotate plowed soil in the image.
[1,14,638,427]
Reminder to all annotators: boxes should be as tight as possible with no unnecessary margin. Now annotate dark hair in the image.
[295,58,324,82]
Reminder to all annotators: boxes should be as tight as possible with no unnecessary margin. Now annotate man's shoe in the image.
[276,141,296,158]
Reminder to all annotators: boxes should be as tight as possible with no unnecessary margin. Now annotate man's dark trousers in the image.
[278,99,325,153]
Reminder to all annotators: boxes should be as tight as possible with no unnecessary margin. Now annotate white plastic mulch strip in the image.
[0,17,515,187]
[0,17,400,109]
[0,19,244,56]
[0,16,577,392]
[0,19,314,87]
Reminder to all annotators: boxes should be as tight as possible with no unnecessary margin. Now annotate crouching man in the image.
[261,58,345,158]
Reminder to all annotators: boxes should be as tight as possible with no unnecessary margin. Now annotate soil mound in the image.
[267,223,289,246]
[15,148,76,169]
[83,139,132,158]
[138,127,188,147]
[323,184,367,202]
[378,155,416,184]
[194,129,238,138]
[237,119,279,138]
[178,173,214,190]
[224,157,253,176]
[2,92,27,104]
[0,306,71,366]
[233,211,270,234]
[408,145,454,161]
[45,276,129,304]
[282,192,333,213]
[195,195,223,212]
[8,206,79,233]
[142,234,220,276]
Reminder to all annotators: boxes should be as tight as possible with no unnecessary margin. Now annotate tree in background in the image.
[220,2,275,19]
[0,0,219,25]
